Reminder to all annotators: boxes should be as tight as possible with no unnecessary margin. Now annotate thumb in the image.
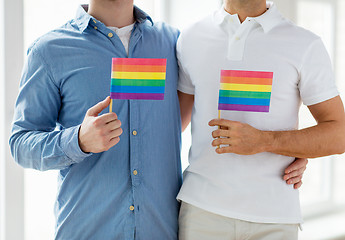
[87,96,111,116]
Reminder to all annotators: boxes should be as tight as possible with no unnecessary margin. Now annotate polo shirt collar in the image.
[214,6,238,25]
[75,4,153,33]
[214,1,283,33]
[253,2,283,33]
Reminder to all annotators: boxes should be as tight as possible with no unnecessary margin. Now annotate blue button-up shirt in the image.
[9,5,182,240]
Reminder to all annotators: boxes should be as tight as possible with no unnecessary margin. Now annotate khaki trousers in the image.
[179,202,299,240]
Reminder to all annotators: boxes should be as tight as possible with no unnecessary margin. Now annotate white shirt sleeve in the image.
[298,38,339,106]
[177,34,195,95]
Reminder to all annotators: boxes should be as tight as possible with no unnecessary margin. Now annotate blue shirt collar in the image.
[75,4,153,33]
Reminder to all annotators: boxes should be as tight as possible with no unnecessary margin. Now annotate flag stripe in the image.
[113,58,167,66]
[220,83,272,92]
[220,76,273,85]
[111,85,165,94]
[218,103,270,112]
[218,97,270,106]
[112,72,166,80]
[221,70,273,78]
[111,79,166,87]
[111,92,164,100]
[113,65,166,72]
[219,90,271,99]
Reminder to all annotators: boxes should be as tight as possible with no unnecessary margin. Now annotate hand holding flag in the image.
[211,69,274,153]
[79,96,123,153]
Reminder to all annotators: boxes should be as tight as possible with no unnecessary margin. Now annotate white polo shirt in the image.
[177,2,338,224]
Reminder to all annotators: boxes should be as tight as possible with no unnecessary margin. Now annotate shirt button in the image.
[132,130,138,136]
[129,205,135,211]
[108,32,114,38]
[94,26,98,30]
[235,36,240,41]
[133,170,138,176]
[229,18,234,23]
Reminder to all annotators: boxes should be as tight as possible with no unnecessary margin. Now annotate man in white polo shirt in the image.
[177,0,345,239]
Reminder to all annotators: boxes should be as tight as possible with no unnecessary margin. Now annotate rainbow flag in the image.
[218,70,273,112]
[110,58,167,100]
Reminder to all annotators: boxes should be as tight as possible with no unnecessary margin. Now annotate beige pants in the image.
[179,202,299,240]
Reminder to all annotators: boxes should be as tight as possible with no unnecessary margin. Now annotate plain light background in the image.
[1,0,345,239]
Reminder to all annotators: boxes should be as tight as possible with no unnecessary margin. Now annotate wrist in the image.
[61,125,92,164]
[261,131,275,153]
[78,125,90,154]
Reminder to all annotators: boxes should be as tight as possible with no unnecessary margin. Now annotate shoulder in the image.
[177,13,214,56]
[179,13,214,41]
[27,20,79,56]
[143,21,180,44]
[177,13,216,54]
[270,19,320,46]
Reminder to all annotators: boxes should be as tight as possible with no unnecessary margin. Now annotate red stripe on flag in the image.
[112,58,167,66]
[221,70,273,79]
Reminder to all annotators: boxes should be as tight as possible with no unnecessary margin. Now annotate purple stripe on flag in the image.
[111,92,164,100]
[218,103,269,112]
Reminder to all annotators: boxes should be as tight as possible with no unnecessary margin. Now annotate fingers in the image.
[283,166,305,181]
[283,158,307,190]
[285,175,303,190]
[215,145,233,154]
[95,118,122,139]
[284,174,302,185]
[108,137,121,148]
[91,113,118,131]
[100,112,118,124]
[105,119,122,131]
[87,96,111,116]
[212,137,231,147]
[98,129,122,152]
[284,158,305,189]
[284,158,308,174]
[212,129,231,138]
[294,181,303,189]
[209,118,235,128]
[109,127,123,139]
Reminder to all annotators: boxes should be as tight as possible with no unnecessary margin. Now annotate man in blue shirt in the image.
[9,0,306,239]
[10,0,181,239]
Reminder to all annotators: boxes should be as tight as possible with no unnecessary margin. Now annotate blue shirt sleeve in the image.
[9,45,91,171]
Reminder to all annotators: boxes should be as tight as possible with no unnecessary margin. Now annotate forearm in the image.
[9,125,90,171]
[263,121,345,158]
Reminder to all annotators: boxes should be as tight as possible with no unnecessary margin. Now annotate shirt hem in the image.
[177,196,303,224]
[303,90,339,106]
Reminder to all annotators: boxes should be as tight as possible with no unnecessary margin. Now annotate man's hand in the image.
[209,119,308,189]
[284,158,308,189]
[209,119,268,155]
[79,96,123,153]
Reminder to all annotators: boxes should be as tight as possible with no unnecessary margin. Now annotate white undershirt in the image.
[108,23,135,55]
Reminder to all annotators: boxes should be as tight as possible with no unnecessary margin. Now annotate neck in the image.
[224,0,267,23]
[88,0,135,28]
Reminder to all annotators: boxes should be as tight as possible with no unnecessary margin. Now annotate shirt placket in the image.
[97,22,143,238]
[128,26,143,239]
[92,18,128,57]
[226,19,255,61]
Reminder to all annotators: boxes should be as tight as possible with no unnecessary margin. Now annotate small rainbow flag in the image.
[110,58,167,100]
[218,70,273,112]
